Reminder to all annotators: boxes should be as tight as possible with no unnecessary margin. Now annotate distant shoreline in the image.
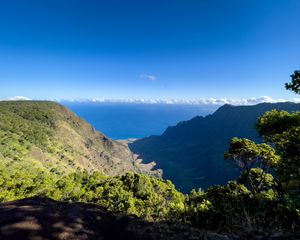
[116,138,139,145]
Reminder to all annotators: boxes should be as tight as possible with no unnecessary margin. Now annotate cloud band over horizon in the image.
[2,96,300,106]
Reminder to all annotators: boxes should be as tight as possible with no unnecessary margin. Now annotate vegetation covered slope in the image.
[130,102,300,192]
[0,101,159,177]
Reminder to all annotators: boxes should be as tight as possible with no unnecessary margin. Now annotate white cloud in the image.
[139,74,157,81]
[1,96,299,106]
[292,98,300,103]
[0,96,32,101]
[59,96,300,105]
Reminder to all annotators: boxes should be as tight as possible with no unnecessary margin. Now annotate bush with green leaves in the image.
[0,157,185,220]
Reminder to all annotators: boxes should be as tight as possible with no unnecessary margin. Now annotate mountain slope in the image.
[129,102,300,192]
[0,101,159,177]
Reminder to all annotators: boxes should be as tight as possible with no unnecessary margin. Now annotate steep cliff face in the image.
[130,102,300,192]
[0,101,159,176]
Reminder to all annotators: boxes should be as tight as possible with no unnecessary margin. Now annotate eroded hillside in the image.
[0,101,160,177]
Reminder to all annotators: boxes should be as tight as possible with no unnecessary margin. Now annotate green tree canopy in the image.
[225,138,279,172]
[285,70,300,94]
[224,138,279,193]
[256,71,300,207]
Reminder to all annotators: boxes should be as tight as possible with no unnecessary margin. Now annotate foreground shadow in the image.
[1,197,298,240]
[0,197,151,240]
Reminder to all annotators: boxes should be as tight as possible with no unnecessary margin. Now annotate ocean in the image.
[64,103,218,140]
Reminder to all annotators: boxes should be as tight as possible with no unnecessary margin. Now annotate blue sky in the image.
[0,0,299,101]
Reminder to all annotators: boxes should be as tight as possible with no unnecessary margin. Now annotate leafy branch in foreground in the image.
[285,70,300,94]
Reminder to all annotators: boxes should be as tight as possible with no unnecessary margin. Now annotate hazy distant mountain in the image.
[129,102,300,192]
[0,101,159,177]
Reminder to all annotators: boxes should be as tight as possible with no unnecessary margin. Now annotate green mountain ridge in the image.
[0,101,160,178]
[129,102,300,192]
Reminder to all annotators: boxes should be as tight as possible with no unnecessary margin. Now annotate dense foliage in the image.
[0,101,86,174]
[1,155,298,233]
[0,157,184,221]
[0,71,299,235]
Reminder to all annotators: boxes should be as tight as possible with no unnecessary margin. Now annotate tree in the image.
[256,110,300,185]
[224,138,279,193]
[285,70,300,94]
[255,70,300,208]
[237,168,276,194]
[257,110,300,208]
